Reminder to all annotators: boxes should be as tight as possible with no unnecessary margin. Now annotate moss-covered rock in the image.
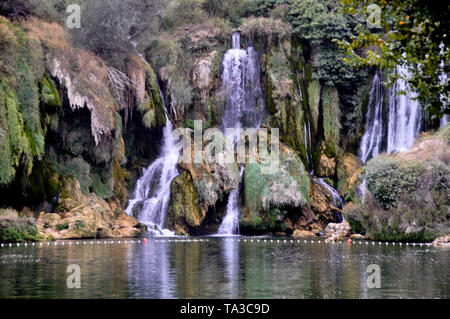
[40,74,61,110]
[242,143,311,234]
[0,208,42,243]
[347,130,450,242]
[167,172,203,235]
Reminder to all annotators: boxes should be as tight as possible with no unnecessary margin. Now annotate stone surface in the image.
[36,178,147,240]
[293,229,316,238]
[324,221,351,238]
[431,235,450,247]
[317,153,336,177]
[167,172,204,236]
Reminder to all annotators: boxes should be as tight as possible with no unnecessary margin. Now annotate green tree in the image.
[338,0,449,120]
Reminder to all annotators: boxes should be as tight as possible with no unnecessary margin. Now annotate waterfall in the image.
[358,66,423,200]
[217,32,264,235]
[310,175,344,223]
[221,33,264,144]
[387,66,422,153]
[218,166,245,235]
[359,70,385,164]
[125,84,179,237]
[442,115,449,127]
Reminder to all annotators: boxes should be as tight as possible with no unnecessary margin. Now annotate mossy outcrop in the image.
[241,143,312,234]
[37,177,146,240]
[0,208,42,243]
[167,172,203,236]
[347,127,450,242]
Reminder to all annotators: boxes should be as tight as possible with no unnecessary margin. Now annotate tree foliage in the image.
[338,0,449,119]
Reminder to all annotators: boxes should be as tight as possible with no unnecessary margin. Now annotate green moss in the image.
[90,172,113,199]
[0,218,42,243]
[40,74,62,110]
[244,148,310,227]
[168,172,203,231]
[0,18,46,185]
[56,222,69,231]
[321,86,341,147]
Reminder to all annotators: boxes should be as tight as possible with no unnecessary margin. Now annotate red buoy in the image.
[347,238,352,244]
[143,238,148,244]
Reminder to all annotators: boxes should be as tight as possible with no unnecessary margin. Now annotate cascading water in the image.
[125,84,179,237]
[359,70,385,164]
[310,174,344,223]
[387,66,422,153]
[358,66,423,199]
[217,166,245,235]
[217,32,265,235]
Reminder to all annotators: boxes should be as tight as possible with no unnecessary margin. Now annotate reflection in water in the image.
[0,239,449,298]
[127,241,174,298]
[222,239,240,298]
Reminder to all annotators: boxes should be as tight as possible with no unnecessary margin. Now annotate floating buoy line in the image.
[0,237,432,249]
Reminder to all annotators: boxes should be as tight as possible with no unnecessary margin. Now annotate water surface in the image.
[0,238,448,299]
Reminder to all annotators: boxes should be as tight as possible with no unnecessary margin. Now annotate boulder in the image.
[36,177,147,240]
[293,229,316,238]
[317,153,336,177]
[324,221,351,238]
[167,172,204,235]
[431,235,450,247]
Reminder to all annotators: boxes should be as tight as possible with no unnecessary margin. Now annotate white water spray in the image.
[125,85,179,237]
[387,66,422,153]
[217,33,265,235]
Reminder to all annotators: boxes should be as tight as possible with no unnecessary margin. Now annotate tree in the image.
[338,0,449,120]
[69,0,167,67]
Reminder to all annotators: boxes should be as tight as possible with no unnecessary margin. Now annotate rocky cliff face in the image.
[1,14,444,241]
[0,17,160,240]
[147,18,371,236]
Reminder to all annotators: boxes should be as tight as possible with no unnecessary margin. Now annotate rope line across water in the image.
[0,238,431,249]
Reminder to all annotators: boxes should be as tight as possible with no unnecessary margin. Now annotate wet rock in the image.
[293,229,316,238]
[37,178,146,240]
[431,235,450,247]
[192,51,217,101]
[317,153,336,177]
[341,153,363,196]
[167,172,204,235]
[324,221,351,238]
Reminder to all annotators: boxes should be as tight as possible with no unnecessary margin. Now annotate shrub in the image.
[0,215,42,243]
[56,222,69,231]
[240,16,292,44]
[364,155,424,209]
[348,159,450,242]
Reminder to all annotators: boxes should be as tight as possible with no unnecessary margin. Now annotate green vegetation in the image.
[348,155,450,242]
[0,209,42,243]
[339,0,449,120]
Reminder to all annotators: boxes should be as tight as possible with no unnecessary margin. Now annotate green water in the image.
[0,238,448,299]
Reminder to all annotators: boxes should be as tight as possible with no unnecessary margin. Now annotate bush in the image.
[240,16,292,44]
[0,215,42,243]
[56,222,69,231]
[364,155,424,209]
[348,159,450,242]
